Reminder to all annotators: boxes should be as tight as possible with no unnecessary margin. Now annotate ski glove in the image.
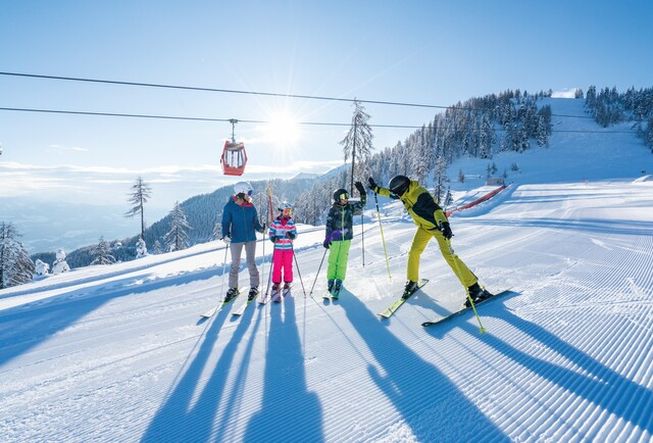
[354,181,366,196]
[269,236,278,243]
[368,177,379,193]
[286,232,296,239]
[323,238,331,249]
[257,223,266,234]
[222,236,231,245]
[440,222,453,240]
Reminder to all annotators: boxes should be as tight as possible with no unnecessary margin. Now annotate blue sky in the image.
[1,0,653,211]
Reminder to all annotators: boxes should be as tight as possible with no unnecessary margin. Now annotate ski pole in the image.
[219,243,229,299]
[291,245,307,298]
[446,237,486,334]
[308,247,328,298]
[373,192,392,280]
[261,224,266,283]
[264,247,274,298]
[361,212,365,267]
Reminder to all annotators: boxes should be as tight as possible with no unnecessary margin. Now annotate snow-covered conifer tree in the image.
[135,238,148,259]
[52,248,71,274]
[340,99,374,193]
[91,237,116,265]
[125,176,152,240]
[433,154,449,205]
[153,240,163,255]
[34,259,50,277]
[411,126,431,183]
[0,222,34,288]
[478,114,495,158]
[164,202,191,252]
[212,219,222,241]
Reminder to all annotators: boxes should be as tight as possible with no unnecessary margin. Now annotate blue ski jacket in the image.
[221,197,264,243]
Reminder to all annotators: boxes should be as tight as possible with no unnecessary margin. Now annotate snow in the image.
[1,99,653,442]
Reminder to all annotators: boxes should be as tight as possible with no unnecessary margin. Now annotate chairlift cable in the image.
[0,71,596,119]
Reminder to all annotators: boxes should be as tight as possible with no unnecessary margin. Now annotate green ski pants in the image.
[327,240,351,281]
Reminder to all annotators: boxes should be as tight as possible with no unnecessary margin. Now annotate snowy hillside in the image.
[1,99,653,442]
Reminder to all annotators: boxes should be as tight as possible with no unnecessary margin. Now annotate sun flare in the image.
[264,112,301,145]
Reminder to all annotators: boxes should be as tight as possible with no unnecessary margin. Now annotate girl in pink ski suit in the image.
[268,205,297,291]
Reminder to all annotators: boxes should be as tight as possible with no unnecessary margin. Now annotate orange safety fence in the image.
[445,185,507,217]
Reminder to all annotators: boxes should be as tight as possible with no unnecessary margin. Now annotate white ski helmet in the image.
[278,201,293,211]
[233,181,253,196]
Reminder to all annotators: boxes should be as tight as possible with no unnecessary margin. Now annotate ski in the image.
[271,285,291,303]
[201,293,239,319]
[378,279,429,319]
[232,293,259,316]
[421,289,514,327]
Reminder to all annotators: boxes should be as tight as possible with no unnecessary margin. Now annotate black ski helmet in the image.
[333,188,349,202]
[388,175,410,196]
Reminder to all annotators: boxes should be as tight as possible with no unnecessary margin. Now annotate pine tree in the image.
[411,126,431,182]
[135,238,148,259]
[52,249,71,274]
[340,99,374,194]
[34,259,50,277]
[164,202,191,252]
[0,222,34,288]
[91,236,116,265]
[125,176,152,240]
[478,114,495,159]
[212,219,222,241]
[433,154,449,205]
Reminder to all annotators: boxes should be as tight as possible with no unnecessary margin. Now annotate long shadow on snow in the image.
[142,301,260,442]
[0,264,223,369]
[338,290,507,442]
[244,297,323,443]
[448,301,653,437]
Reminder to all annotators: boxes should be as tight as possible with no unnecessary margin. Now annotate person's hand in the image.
[257,222,266,234]
[440,222,453,240]
[286,232,296,239]
[323,238,331,249]
[354,181,365,195]
[222,236,231,245]
[368,177,378,192]
[269,236,277,243]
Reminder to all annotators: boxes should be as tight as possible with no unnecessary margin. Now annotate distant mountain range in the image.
[30,172,333,268]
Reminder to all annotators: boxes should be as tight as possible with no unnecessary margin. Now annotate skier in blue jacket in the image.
[221,181,265,302]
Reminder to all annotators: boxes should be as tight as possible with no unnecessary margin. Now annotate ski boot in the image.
[247,286,259,302]
[283,282,292,297]
[327,279,335,294]
[464,282,492,308]
[332,280,343,299]
[224,287,239,304]
[402,280,418,300]
[271,283,282,303]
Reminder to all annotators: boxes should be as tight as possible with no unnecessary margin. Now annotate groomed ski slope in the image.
[1,99,653,442]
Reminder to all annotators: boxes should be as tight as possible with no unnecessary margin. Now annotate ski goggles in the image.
[236,191,253,200]
[338,192,349,201]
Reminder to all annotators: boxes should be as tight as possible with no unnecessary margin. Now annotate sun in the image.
[264,112,301,146]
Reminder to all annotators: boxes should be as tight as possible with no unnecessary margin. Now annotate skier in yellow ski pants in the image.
[368,175,489,304]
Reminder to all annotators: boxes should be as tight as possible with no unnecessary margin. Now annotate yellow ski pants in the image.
[407,227,477,288]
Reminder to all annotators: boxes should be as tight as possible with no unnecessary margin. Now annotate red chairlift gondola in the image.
[220,119,248,176]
